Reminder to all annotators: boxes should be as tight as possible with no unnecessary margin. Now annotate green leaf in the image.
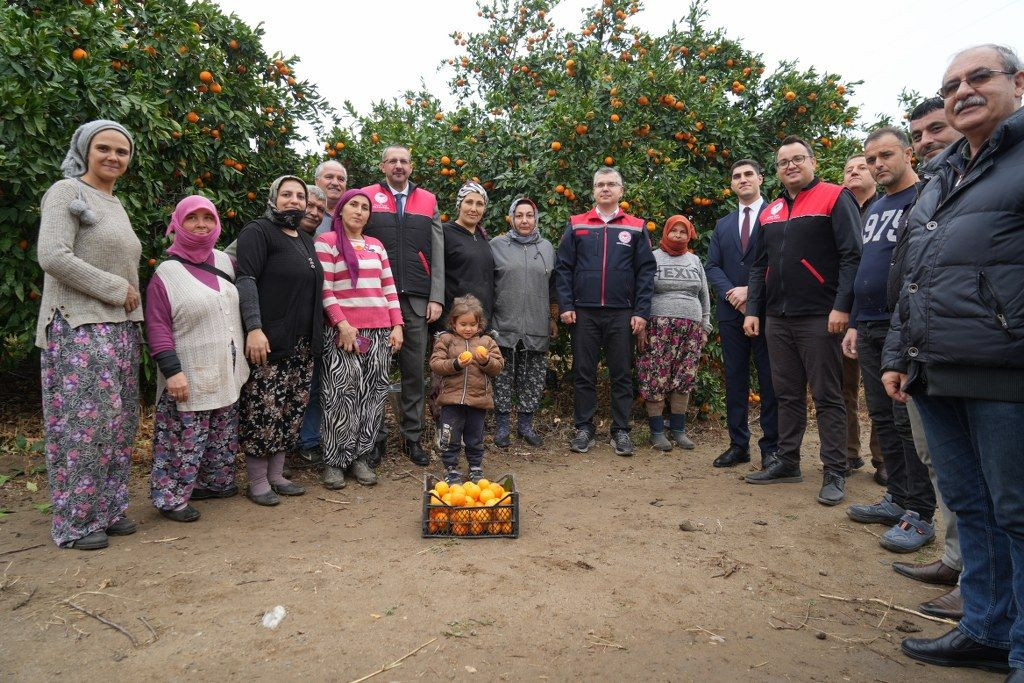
[25,481,38,492]
[33,502,53,514]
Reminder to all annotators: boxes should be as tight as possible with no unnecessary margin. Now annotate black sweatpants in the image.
[570,307,634,434]
[857,320,936,519]
[439,404,485,470]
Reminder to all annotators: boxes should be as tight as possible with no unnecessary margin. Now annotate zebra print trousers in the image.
[320,326,392,469]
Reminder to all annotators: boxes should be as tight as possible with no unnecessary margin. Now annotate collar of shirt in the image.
[387,183,409,198]
[737,197,764,232]
[595,207,620,223]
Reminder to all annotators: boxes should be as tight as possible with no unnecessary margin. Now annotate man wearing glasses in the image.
[555,167,657,456]
[882,44,1024,676]
[362,145,445,468]
[742,136,861,506]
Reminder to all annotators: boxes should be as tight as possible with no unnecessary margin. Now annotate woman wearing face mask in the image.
[235,176,324,506]
[315,189,403,490]
[145,196,249,522]
[636,215,712,451]
[489,197,557,447]
[36,119,142,550]
[439,182,495,326]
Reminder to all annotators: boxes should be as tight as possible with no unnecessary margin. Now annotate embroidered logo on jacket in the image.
[373,192,389,207]
[618,230,632,245]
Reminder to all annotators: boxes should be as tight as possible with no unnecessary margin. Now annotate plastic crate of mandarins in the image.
[421,473,519,539]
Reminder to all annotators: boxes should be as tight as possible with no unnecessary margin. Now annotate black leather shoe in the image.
[159,505,201,523]
[892,559,961,586]
[901,628,1010,673]
[405,439,429,466]
[713,445,750,468]
[919,586,964,620]
[874,461,889,486]
[745,460,802,484]
[761,450,780,470]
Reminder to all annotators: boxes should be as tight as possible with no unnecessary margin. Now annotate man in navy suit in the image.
[705,159,779,468]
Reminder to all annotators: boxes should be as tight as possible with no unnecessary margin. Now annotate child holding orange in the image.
[429,295,504,484]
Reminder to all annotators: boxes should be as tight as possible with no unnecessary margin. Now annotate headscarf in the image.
[331,188,374,287]
[660,215,697,257]
[166,195,221,264]
[455,181,489,239]
[60,119,134,179]
[507,196,540,244]
[264,175,308,229]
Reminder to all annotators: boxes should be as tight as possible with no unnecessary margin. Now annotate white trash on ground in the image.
[261,605,286,629]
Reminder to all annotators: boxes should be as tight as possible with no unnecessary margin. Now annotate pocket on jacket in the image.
[978,271,1016,338]
[800,259,826,285]
[418,251,431,277]
[573,269,602,304]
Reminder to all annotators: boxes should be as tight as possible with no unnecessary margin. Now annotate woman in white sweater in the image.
[636,215,712,451]
[36,120,142,550]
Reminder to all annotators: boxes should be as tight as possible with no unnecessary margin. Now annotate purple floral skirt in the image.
[636,316,706,403]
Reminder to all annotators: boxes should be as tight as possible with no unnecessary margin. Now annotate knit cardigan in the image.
[314,232,403,330]
[35,178,143,347]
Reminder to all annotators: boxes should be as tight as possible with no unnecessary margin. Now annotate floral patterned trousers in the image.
[150,391,239,511]
[41,313,139,547]
[636,316,706,403]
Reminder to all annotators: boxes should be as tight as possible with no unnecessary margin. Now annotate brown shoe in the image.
[919,586,963,620]
[892,559,960,586]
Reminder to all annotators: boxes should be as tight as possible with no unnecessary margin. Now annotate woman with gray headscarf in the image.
[235,175,324,506]
[36,119,142,550]
[438,181,495,324]
[489,197,557,447]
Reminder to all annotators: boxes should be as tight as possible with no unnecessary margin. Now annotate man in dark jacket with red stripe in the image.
[362,145,445,467]
[743,135,861,505]
[555,167,657,456]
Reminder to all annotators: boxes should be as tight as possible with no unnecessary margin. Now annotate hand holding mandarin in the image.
[475,345,488,360]
[458,351,473,364]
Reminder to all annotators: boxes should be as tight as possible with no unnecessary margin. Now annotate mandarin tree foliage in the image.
[324,0,862,416]
[0,0,334,365]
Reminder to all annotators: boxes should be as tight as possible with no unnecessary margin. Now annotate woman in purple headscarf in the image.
[315,189,404,490]
[144,196,249,522]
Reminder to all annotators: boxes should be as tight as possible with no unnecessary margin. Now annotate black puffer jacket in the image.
[882,106,1024,401]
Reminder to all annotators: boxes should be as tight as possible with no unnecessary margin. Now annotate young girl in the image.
[429,295,504,484]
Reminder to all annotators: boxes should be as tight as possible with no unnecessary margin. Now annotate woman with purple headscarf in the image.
[144,196,249,522]
[315,189,403,490]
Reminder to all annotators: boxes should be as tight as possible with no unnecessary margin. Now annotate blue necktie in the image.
[395,193,406,219]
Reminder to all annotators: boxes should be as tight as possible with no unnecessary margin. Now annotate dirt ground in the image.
[0,398,997,683]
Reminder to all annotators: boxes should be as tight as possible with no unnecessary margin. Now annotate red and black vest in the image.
[362,181,439,299]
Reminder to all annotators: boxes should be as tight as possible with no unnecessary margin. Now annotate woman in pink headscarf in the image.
[144,196,249,523]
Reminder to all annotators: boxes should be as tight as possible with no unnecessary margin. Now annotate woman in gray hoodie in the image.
[489,197,557,446]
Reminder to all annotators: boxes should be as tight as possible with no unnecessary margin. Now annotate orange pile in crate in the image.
[427,478,514,536]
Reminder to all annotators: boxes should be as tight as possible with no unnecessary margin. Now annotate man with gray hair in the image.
[883,44,1024,675]
[300,186,327,235]
[313,160,347,235]
[555,167,656,456]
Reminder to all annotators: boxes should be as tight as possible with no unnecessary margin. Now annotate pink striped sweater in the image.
[314,232,403,330]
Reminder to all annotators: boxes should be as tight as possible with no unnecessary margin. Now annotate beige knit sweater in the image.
[35,179,143,347]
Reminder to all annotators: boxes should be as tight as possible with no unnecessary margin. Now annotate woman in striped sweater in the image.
[315,189,404,489]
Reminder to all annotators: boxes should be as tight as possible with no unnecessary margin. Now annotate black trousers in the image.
[719,315,779,455]
[857,321,936,518]
[439,404,485,470]
[571,307,634,433]
[765,315,847,475]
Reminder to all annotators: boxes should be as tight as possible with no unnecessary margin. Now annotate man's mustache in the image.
[954,95,986,114]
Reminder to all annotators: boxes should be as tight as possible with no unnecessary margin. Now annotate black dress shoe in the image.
[919,586,964,620]
[713,445,750,468]
[892,559,961,586]
[745,459,802,484]
[874,461,889,486]
[405,439,429,466]
[901,628,1010,673]
[159,505,201,523]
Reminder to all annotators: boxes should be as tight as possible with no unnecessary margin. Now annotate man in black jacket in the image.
[883,44,1024,675]
[743,136,861,506]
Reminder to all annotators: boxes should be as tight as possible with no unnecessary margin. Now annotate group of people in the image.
[31,40,1024,679]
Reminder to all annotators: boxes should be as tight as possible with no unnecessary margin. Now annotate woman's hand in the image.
[165,372,189,403]
[389,325,404,352]
[246,329,270,364]
[336,321,357,353]
[124,284,141,314]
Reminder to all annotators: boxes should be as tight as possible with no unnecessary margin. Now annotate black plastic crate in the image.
[421,472,520,539]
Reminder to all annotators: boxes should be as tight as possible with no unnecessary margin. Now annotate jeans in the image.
[914,394,1024,665]
[298,356,322,449]
[439,404,485,470]
[857,321,935,518]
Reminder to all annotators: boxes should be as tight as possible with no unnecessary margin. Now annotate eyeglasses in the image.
[775,154,809,169]
[593,181,622,190]
[939,69,1015,98]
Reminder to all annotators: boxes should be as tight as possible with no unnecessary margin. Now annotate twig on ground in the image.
[138,616,158,642]
[528,505,543,517]
[876,600,892,629]
[13,586,37,610]
[819,594,958,626]
[686,626,725,642]
[861,526,881,539]
[750,661,768,669]
[140,536,186,544]
[64,601,138,646]
[0,544,44,557]
[168,569,201,579]
[587,635,627,650]
[317,496,350,505]
[768,603,811,631]
[235,578,273,586]
[347,637,438,683]
[324,561,343,570]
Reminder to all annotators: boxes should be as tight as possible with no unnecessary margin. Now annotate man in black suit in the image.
[705,159,779,467]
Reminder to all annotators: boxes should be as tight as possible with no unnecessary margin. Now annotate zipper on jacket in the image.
[460,339,470,403]
[778,200,791,315]
[600,225,608,306]
[978,271,1013,337]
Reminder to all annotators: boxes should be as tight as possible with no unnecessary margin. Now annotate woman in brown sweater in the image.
[36,120,142,550]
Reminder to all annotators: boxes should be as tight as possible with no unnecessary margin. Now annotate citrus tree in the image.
[322,0,862,417]
[0,0,334,365]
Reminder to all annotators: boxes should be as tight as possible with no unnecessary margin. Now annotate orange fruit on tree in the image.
[637,95,649,106]
[226,210,236,219]
[554,184,565,194]
[199,70,214,83]
[434,113,443,121]
[370,133,380,143]
[247,192,256,201]
[610,114,620,122]
[71,48,88,61]
[147,258,157,267]
[455,159,465,167]
[604,156,614,165]
[210,83,222,94]
[186,111,199,123]
[440,155,451,166]
[229,39,239,50]
[619,201,629,211]
[550,141,562,151]
[784,91,796,101]
[575,124,588,135]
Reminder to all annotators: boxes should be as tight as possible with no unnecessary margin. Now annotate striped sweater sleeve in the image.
[315,234,347,327]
